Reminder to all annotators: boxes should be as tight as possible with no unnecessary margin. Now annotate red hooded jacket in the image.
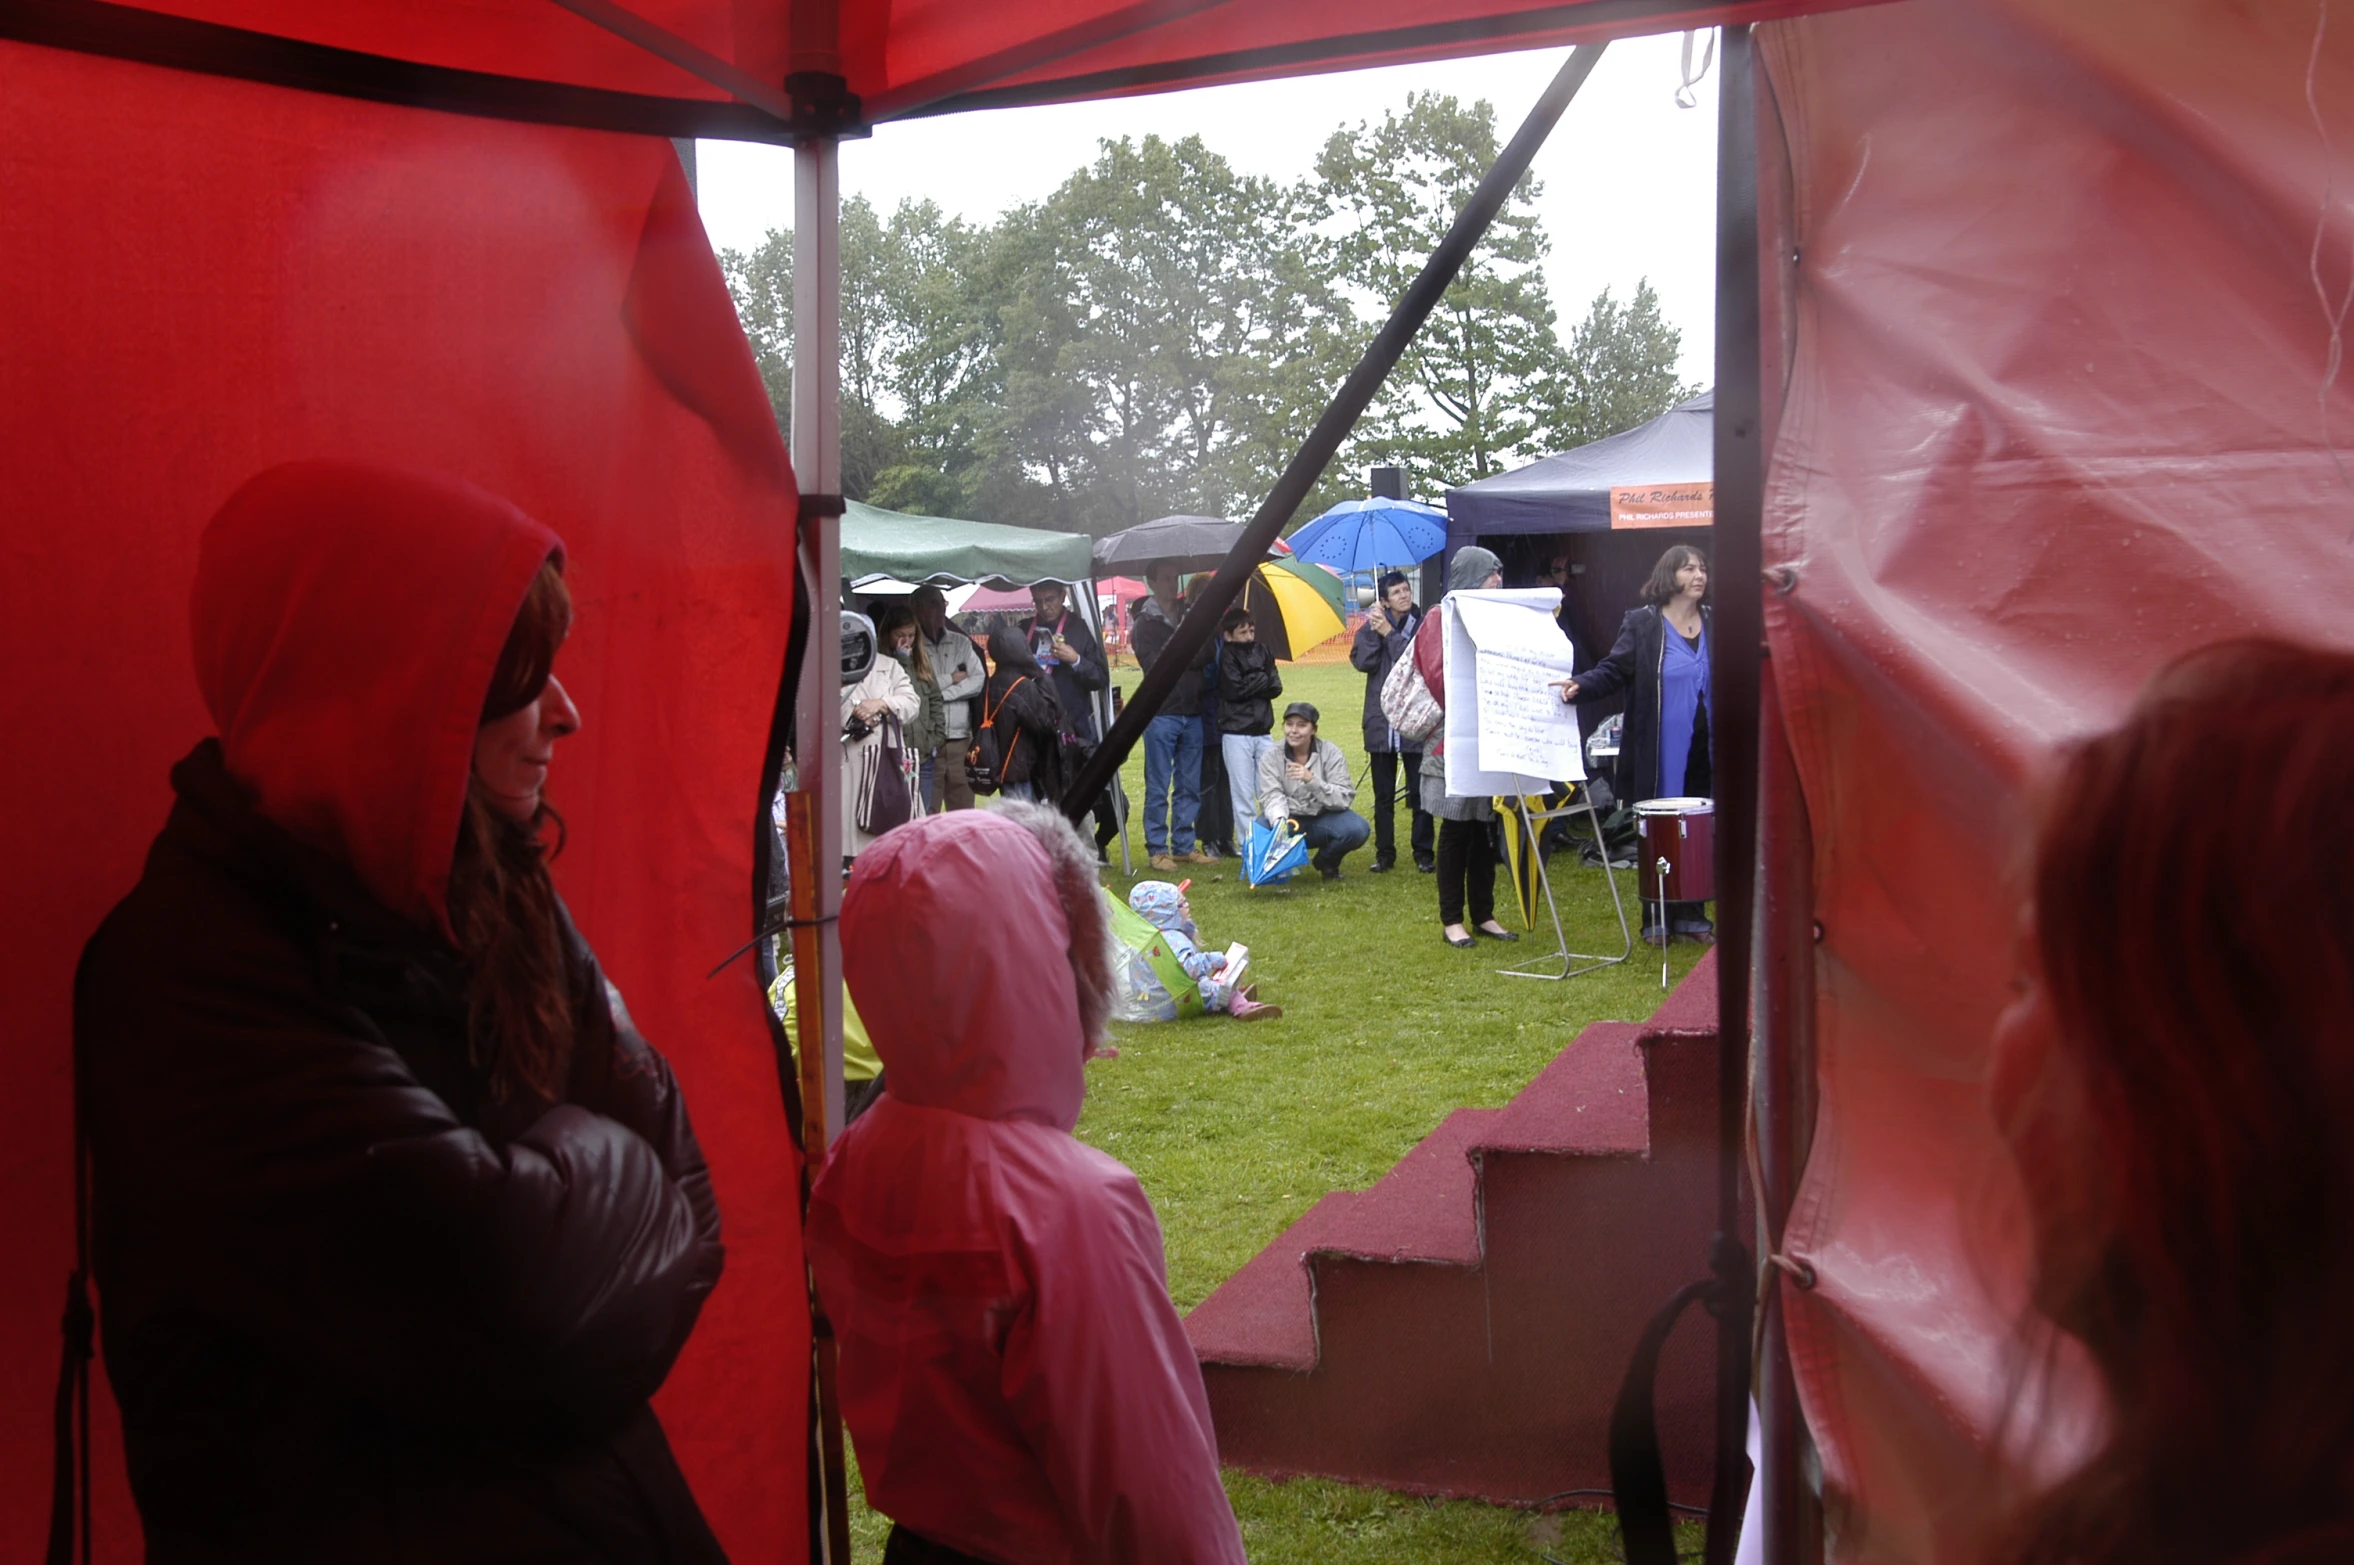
[809,810,1246,1565]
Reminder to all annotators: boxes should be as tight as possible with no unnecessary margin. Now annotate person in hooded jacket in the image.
[808,805,1249,1565]
[980,624,1068,805]
[1411,546,1522,950]
[76,460,727,1563]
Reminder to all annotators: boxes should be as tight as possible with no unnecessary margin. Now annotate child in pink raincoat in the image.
[807,803,1248,1565]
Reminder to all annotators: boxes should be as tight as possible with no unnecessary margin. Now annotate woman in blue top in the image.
[1557,545,1712,944]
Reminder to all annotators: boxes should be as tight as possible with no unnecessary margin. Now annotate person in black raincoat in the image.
[981,623,1069,806]
[76,461,727,1563]
[1560,544,1714,944]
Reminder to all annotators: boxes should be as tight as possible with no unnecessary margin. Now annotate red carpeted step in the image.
[1186,951,1729,1507]
[1184,1108,1499,1369]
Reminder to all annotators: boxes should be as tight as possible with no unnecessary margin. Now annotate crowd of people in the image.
[835,536,1727,953]
[845,560,1390,886]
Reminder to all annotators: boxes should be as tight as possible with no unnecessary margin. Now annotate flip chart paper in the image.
[1440,590,1585,796]
[1475,653,1585,779]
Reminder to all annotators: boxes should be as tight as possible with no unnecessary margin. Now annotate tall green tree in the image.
[719,195,918,504]
[717,106,1698,531]
[1315,92,1570,495]
[718,230,792,430]
[1547,278,1698,448]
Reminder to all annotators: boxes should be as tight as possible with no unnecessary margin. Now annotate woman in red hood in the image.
[76,461,727,1562]
[808,802,1247,1565]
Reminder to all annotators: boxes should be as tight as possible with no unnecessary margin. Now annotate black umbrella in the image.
[1090,514,1249,575]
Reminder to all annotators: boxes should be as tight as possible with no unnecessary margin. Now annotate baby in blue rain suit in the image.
[1126,880,1279,1021]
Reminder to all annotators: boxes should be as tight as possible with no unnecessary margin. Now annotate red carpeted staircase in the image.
[1184,952,1728,1510]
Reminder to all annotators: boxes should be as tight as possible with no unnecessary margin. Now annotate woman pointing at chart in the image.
[1554,545,1712,943]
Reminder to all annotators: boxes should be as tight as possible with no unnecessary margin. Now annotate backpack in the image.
[1380,636,1444,747]
[966,675,1028,796]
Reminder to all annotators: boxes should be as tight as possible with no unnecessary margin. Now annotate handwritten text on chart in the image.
[1474,652,1585,780]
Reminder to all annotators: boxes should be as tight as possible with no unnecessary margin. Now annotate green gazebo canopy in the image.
[841,499,1093,587]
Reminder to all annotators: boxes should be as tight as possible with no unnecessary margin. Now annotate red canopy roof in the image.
[14,0,1864,139]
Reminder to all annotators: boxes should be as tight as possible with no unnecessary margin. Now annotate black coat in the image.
[1020,609,1108,743]
[983,663,1067,795]
[1129,595,1202,717]
[1348,605,1424,754]
[1574,604,1711,806]
[79,741,727,1564]
[1213,640,1283,736]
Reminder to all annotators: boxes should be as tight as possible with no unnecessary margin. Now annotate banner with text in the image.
[1609,482,1713,529]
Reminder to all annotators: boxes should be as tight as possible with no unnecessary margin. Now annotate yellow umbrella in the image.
[1232,558,1349,660]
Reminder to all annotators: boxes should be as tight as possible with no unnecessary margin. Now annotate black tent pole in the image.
[1059,40,1608,823]
[1703,23,1762,1565]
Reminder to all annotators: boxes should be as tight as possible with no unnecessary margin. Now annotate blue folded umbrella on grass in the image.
[1244,818,1310,887]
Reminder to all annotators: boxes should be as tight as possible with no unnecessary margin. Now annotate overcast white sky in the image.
[694,29,1722,384]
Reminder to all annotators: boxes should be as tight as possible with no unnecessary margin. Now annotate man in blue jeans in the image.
[1130,561,1214,871]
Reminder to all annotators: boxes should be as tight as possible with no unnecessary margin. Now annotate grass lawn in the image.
[840,653,1707,1562]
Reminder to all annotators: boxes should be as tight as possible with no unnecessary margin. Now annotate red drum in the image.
[1634,797,1715,903]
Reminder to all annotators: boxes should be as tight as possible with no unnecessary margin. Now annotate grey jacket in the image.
[1256,737,1356,824]
[923,624,988,739]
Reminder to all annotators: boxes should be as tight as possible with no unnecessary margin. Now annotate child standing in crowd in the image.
[808,807,1248,1565]
[1127,880,1280,1021]
[1213,609,1283,848]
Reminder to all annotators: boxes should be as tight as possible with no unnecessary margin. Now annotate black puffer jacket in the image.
[79,741,728,1564]
[1214,640,1283,736]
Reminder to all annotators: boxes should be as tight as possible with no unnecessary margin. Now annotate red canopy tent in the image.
[6,2,2351,1563]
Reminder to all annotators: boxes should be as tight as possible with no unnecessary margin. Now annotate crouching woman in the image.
[807,805,1247,1565]
[1255,701,1370,881]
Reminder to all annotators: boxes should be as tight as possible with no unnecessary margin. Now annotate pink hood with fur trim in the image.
[839,810,1084,1129]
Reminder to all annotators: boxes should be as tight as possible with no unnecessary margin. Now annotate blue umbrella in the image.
[1284,497,1450,576]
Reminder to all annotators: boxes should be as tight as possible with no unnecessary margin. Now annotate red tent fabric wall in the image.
[1757,2,2354,1557]
[0,40,804,1560]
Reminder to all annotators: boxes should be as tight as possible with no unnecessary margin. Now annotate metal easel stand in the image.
[1498,788,1634,981]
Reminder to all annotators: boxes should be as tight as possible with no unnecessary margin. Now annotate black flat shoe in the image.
[1445,931,1476,949]
[1416,856,1436,873]
[1476,924,1520,942]
[1368,858,1395,873]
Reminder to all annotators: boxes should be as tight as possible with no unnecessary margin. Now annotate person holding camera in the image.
[841,618,919,864]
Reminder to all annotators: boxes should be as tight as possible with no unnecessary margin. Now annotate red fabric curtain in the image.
[0,39,803,1560]
[1758,2,2354,1557]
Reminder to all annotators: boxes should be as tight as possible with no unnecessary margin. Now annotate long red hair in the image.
[2002,639,2354,1563]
